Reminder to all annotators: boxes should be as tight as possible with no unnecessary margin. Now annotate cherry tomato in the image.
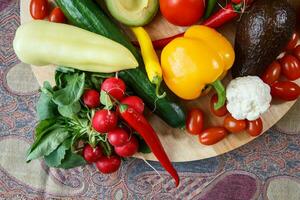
[293,45,300,61]
[261,61,281,85]
[108,128,130,147]
[223,115,246,133]
[159,0,205,26]
[279,54,300,81]
[186,108,204,135]
[285,32,299,51]
[49,7,66,23]
[247,118,263,137]
[271,81,300,101]
[210,94,228,117]
[83,144,102,163]
[96,155,121,174]
[114,136,139,157]
[92,110,118,133]
[199,127,228,145]
[30,0,49,20]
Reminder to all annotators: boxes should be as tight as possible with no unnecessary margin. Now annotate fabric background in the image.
[0,1,299,199]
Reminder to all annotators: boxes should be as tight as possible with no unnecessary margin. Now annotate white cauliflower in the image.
[226,76,271,120]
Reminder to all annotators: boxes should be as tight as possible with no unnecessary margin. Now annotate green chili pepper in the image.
[204,0,218,19]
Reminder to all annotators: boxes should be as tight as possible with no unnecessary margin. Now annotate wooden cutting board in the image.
[20,0,300,162]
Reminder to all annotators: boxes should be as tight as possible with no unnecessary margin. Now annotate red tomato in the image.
[293,45,300,60]
[279,54,300,81]
[96,155,121,174]
[114,136,139,157]
[210,94,228,117]
[159,0,205,26]
[247,118,263,137]
[223,115,246,133]
[261,61,281,85]
[108,128,130,147]
[83,144,102,163]
[186,108,204,135]
[82,89,100,108]
[49,7,66,23]
[101,78,126,101]
[285,32,299,51]
[271,81,300,101]
[30,0,49,20]
[199,127,228,145]
[92,110,118,133]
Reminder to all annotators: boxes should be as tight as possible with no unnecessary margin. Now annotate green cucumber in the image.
[56,0,186,128]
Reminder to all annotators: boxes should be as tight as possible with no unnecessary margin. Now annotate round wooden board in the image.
[20,0,300,162]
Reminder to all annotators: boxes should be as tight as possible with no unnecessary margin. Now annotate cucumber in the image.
[56,0,186,128]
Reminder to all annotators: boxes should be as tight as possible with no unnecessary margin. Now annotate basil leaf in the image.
[58,101,81,118]
[37,92,58,120]
[57,150,86,169]
[52,73,85,106]
[44,139,71,167]
[100,90,113,110]
[26,127,70,162]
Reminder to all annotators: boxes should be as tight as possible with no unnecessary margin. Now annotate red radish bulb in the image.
[114,136,139,157]
[120,96,144,114]
[101,77,126,101]
[108,128,130,147]
[83,144,102,163]
[92,110,118,133]
[82,89,100,108]
[96,155,121,174]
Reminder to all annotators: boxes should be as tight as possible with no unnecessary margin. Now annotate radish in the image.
[120,96,144,114]
[101,77,126,101]
[96,155,121,174]
[83,144,102,163]
[114,135,139,157]
[108,128,130,147]
[82,89,100,108]
[92,109,118,133]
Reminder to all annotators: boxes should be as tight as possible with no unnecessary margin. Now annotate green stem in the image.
[155,79,166,99]
[211,79,226,110]
[204,0,218,19]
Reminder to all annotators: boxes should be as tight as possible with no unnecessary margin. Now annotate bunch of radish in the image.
[81,77,145,174]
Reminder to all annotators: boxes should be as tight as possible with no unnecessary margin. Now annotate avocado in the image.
[104,0,159,26]
[232,0,296,78]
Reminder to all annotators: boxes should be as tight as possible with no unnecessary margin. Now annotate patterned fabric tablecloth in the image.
[1,1,300,199]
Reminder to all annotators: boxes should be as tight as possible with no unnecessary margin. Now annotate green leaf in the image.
[56,66,76,73]
[58,101,81,118]
[57,150,86,169]
[52,73,85,106]
[40,81,54,97]
[91,75,104,89]
[136,134,151,154]
[44,139,71,167]
[26,127,70,162]
[100,91,113,110]
[37,92,58,120]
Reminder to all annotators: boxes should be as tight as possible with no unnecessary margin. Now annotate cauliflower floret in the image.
[226,76,271,120]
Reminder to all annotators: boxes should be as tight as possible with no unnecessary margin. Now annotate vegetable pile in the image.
[14,0,300,188]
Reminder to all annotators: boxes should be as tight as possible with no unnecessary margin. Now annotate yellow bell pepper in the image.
[161,25,235,109]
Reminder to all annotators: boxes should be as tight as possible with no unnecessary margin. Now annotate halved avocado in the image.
[104,0,159,26]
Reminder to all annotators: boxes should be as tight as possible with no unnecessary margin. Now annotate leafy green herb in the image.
[44,139,71,167]
[26,127,70,162]
[100,90,113,110]
[37,92,58,120]
[58,101,81,118]
[52,73,85,106]
[57,150,86,169]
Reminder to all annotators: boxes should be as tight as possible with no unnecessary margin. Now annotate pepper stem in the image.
[211,80,226,110]
[155,81,166,99]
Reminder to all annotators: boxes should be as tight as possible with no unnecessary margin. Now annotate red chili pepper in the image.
[145,2,246,49]
[118,104,180,187]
